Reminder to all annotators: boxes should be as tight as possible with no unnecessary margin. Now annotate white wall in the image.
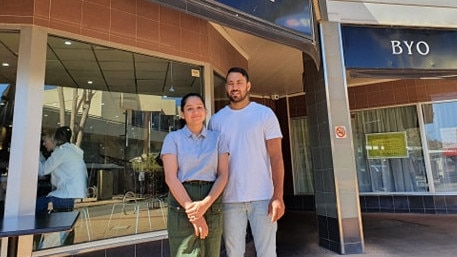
[324,0,457,28]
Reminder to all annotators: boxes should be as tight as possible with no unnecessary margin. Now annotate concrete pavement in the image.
[276,211,457,257]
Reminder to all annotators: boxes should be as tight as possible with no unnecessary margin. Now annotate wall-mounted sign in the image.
[335,126,347,139]
[366,132,408,159]
[341,26,457,70]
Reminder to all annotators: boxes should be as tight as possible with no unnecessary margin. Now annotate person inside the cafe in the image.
[35,126,88,247]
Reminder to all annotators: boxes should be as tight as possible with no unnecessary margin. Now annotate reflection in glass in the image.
[423,101,457,192]
[38,36,203,247]
[352,106,428,193]
[0,31,204,247]
[0,30,19,217]
[215,0,313,36]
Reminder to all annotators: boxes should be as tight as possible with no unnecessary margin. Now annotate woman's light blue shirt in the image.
[161,125,228,182]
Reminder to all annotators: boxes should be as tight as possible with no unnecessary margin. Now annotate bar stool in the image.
[81,207,92,240]
[146,197,167,226]
[104,191,151,236]
[74,199,92,241]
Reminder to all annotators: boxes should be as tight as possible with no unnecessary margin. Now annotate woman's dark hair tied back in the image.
[55,126,72,145]
[180,93,205,112]
[179,93,205,128]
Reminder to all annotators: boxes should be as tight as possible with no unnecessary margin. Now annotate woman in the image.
[35,126,87,248]
[161,93,229,257]
[36,126,88,214]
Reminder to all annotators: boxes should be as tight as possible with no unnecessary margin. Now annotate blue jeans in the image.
[34,196,76,249]
[223,200,277,257]
[36,196,75,215]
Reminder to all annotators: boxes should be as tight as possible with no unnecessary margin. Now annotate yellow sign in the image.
[366,132,408,159]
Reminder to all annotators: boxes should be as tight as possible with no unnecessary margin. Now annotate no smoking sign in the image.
[335,126,347,139]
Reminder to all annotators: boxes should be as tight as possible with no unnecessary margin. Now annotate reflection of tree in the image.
[406,128,423,154]
[428,139,443,150]
[57,87,95,147]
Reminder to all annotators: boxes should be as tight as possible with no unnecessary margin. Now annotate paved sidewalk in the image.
[276,211,457,257]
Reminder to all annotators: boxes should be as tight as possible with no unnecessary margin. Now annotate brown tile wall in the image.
[287,79,457,118]
[348,79,457,110]
[0,0,247,73]
[288,94,306,118]
[0,0,34,23]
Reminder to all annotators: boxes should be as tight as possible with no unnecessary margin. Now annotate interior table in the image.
[0,211,80,257]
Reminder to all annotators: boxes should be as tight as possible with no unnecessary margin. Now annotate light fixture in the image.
[1,63,9,67]
[169,61,175,92]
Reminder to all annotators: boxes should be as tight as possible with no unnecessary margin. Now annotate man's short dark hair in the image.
[226,67,249,82]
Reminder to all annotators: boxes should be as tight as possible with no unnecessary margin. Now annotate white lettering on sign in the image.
[391,40,430,56]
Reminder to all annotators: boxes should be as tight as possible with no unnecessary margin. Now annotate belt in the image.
[183,180,214,185]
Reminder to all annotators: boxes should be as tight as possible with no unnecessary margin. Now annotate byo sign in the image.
[391,40,430,55]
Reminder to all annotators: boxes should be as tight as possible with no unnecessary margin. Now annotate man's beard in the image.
[227,90,248,103]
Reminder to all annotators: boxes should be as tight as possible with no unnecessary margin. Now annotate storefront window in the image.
[37,36,203,247]
[422,101,457,192]
[290,117,313,194]
[213,72,228,111]
[352,106,427,193]
[0,30,19,216]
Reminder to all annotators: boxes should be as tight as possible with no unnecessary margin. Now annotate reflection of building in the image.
[42,87,178,159]
[43,87,177,125]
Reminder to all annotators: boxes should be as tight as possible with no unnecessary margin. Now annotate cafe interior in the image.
[0,31,225,247]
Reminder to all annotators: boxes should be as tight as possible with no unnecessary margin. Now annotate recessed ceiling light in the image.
[87,81,93,84]
[64,41,72,45]
[1,63,9,67]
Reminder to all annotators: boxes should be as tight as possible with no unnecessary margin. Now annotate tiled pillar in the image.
[304,21,364,254]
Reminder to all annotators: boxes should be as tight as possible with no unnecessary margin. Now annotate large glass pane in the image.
[213,72,228,112]
[0,30,19,217]
[352,106,427,193]
[37,35,203,247]
[213,0,313,37]
[290,117,313,194]
[423,101,457,192]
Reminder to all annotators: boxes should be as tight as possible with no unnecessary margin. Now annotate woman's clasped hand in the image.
[185,200,210,239]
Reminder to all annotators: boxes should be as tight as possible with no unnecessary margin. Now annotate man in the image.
[208,67,285,257]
